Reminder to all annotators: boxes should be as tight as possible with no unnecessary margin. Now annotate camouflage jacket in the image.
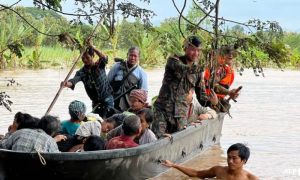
[153,55,202,131]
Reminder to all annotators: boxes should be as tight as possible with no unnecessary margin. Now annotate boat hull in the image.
[0,114,225,180]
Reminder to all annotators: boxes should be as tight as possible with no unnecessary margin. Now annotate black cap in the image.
[186,36,201,48]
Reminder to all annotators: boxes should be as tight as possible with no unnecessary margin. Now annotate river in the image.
[0,68,299,179]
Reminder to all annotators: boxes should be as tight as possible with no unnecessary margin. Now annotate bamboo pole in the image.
[45,16,104,115]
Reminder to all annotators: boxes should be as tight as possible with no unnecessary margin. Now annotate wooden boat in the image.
[0,113,225,180]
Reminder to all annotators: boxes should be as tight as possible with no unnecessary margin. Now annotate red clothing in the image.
[106,135,138,150]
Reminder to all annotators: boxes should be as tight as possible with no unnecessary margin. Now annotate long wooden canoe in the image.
[0,113,225,180]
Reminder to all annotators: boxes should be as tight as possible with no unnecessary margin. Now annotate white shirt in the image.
[75,121,101,137]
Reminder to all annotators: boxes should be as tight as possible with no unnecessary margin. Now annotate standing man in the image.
[61,43,114,118]
[108,47,148,112]
[162,143,258,180]
[152,36,216,138]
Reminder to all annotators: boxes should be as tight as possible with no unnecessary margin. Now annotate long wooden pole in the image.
[45,16,104,115]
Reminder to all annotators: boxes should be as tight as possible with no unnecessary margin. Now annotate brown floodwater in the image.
[0,68,299,180]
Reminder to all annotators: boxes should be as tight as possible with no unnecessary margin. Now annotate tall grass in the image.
[17,46,135,69]
[22,46,78,68]
[2,43,164,70]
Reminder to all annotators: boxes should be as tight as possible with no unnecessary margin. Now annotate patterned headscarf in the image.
[68,100,86,120]
[129,89,148,103]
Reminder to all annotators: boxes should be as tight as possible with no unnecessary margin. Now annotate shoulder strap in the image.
[119,64,139,87]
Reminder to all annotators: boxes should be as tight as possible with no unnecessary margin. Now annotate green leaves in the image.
[34,0,62,11]
[130,30,163,67]
[27,48,42,69]
[7,43,24,58]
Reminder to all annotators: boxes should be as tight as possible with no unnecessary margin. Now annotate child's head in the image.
[137,108,153,132]
[122,115,141,136]
[101,113,127,133]
[218,45,236,66]
[129,89,148,111]
[68,100,86,121]
[83,135,105,151]
[39,115,60,137]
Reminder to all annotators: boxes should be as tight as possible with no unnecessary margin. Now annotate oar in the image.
[45,16,105,115]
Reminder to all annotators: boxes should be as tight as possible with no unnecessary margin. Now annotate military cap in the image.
[185,35,202,48]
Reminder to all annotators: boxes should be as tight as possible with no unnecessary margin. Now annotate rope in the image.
[36,148,47,166]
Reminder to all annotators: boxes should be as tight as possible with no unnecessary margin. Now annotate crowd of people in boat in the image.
[0,35,240,153]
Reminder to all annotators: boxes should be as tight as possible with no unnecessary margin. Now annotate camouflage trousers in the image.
[151,106,188,138]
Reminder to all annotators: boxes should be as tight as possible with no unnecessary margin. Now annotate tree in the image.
[0,0,156,67]
[0,8,32,69]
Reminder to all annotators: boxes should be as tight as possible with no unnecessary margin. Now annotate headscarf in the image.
[68,100,86,120]
[129,89,148,103]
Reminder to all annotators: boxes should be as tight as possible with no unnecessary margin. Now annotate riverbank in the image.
[1,46,300,71]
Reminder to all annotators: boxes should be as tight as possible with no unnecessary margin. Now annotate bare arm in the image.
[92,46,106,59]
[64,69,83,90]
[162,160,216,178]
[86,38,108,66]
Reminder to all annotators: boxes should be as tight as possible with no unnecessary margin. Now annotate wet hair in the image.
[105,113,127,128]
[137,108,153,124]
[83,135,105,151]
[227,143,250,163]
[38,115,60,137]
[14,112,39,130]
[127,47,140,56]
[122,115,141,136]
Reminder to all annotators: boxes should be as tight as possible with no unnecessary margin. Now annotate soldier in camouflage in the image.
[152,36,204,138]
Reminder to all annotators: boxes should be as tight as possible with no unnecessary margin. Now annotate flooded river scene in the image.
[1,0,300,179]
[1,68,299,179]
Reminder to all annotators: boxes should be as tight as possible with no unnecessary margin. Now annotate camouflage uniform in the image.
[152,55,202,138]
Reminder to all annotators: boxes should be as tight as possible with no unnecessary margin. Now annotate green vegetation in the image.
[0,6,300,70]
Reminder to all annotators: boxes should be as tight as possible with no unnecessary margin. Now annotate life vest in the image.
[219,64,234,87]
[203,64,234,99]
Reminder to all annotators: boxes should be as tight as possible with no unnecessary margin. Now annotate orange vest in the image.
[204,65,234,99]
